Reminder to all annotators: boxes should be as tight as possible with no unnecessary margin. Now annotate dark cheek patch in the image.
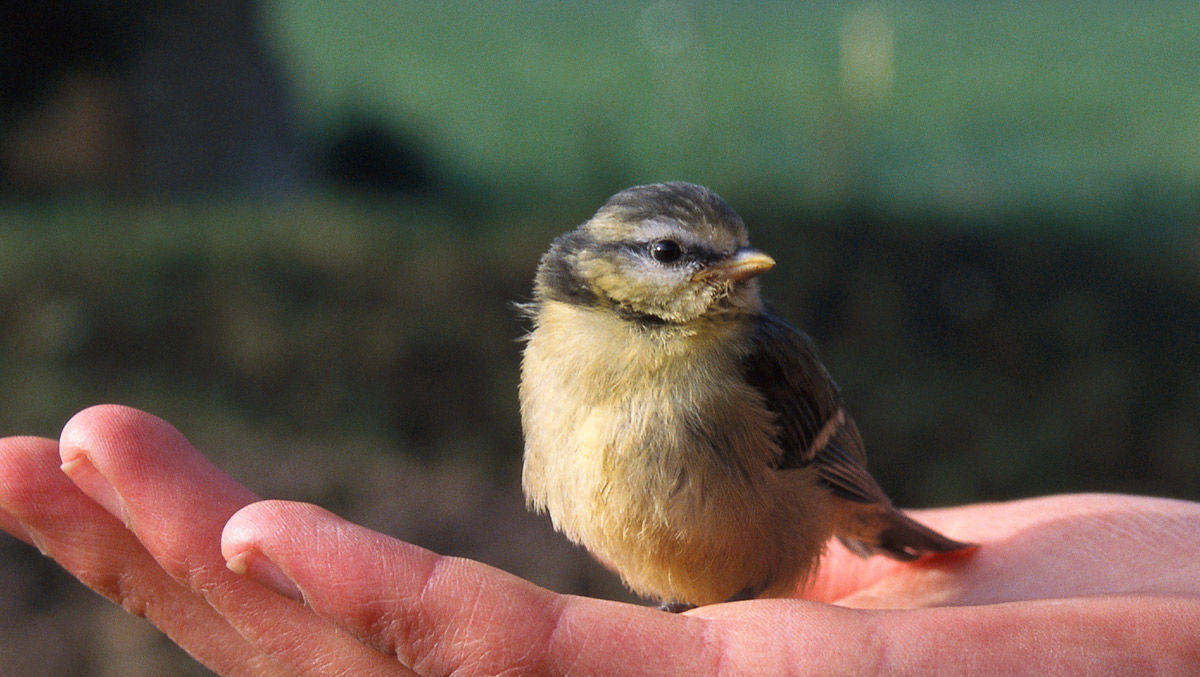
[536,244,602,307]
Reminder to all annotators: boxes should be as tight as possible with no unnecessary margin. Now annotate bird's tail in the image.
[839,507,975,561]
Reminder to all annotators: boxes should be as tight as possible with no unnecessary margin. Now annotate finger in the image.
[0,435,278,675]
[58,405,401,675]
[223,500,732,674]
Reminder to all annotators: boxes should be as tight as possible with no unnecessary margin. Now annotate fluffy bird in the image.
[520,182,970,609]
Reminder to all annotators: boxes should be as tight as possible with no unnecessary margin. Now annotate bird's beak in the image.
[695,248,776,283]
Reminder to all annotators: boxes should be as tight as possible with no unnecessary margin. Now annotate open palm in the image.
[1,405,1197,674]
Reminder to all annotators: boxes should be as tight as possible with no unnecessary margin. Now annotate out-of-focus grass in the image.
[264,1,1200,225]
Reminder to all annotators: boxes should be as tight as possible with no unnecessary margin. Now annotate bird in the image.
[519,182,972,609]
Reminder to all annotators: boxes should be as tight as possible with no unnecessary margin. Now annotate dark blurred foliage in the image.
[0,1,140,108]
[316,112,438,195]
[0,0,302,196]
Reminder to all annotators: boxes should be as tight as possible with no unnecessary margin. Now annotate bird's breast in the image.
[520,301,835,604]
[520,301,781,540]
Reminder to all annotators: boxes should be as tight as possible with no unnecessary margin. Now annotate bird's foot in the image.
[657,601,696,613]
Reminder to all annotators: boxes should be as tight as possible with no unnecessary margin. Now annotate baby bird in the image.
[520,182,970,609]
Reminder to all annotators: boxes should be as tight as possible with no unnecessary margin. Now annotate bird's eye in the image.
[650,239,682,263]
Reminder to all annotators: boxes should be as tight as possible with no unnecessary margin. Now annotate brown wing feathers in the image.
[742,313,973,559]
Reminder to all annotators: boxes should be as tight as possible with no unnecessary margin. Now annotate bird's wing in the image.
[741,313,890,505]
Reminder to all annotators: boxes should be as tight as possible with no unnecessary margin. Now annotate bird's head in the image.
[534,182,775,325]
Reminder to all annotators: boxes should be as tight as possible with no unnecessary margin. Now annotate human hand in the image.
[0,405,1197,674]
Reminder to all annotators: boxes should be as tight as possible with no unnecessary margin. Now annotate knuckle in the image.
[86,566,152,619]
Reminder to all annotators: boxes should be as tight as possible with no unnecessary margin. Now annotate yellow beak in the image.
[696,248,776,283]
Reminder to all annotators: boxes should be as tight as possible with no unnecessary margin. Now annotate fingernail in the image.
[226,549,303,602]
[60,455,127,524]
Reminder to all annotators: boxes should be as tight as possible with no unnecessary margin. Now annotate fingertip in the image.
[222,501,329,602]
[220,502,269,559]
[58,404,181,465]
[61,403,150,436]
[221,500,325,559]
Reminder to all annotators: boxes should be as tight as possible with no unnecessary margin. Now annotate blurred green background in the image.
[2,1,1199,673]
